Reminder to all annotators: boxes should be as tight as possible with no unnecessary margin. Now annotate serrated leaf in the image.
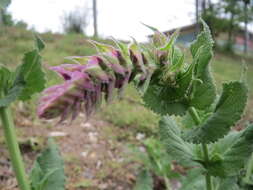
[0,0,11,9]
[88,40,114,53]
[190,19,213,57]
[17,49,46,101]
[208,124,253,177]
[170,46,184,70]
[133,169,153,190]
[30,139,65,190]
[0,83,24,107]
[179,168,205,190]
[143,84,188,116]
[185,81,248,144]
[159,116,201,165]
[215,177,240,190]
[160,29,179,51]
[189,20,216,110]
[35,35,45,51]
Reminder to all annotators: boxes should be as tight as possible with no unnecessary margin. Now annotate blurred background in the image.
[0,0,253,189]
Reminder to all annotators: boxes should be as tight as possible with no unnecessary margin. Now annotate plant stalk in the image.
[189,107,212,190]
[245,153,253,182]
[0,103,30,190]
[164,175,172,190]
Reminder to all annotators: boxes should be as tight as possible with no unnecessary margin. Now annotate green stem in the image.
[163,175,172,190]
[245,153,253,182]
[0,104,30,190]
[189,107,212,190]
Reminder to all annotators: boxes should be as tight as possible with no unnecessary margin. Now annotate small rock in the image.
[136,133,145,140]
[81,151,88,157]
[96,160,102,169]
[89,152,97,159]
[81,122,93,129]
[79,113,86,118]
[139,146,146,153]
[98,183,108,189]
[49,131,68,137]
[88,132,98,143]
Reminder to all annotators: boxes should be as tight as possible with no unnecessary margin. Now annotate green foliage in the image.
[129,138,176,180]
[30,139,65,190]
[143,20,217,117]
[159,116,201,166]
[16,49,45,101]
[133,169,153,190]
[208,124,253,177]
[185,81,248,144]
[179,168,205,190]
[0,35,46,106]
[189,20,216,110]
[35,35,46,52]
[0,0,11,9]
[143,85,189,116]
[215,177,240,190]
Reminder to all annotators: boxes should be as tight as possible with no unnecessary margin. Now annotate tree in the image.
[93,0,98,37]
[202,0,253,52]
[62,7,89,34]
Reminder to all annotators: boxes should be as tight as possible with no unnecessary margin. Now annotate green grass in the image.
[1,26,252,133]
[212,53,253,91]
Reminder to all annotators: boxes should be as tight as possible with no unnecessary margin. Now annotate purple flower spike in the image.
[50,64,86,80]
[38,36,161,122]
[38,71,94,121]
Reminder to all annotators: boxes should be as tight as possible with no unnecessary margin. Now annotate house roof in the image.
[148,23,253,39]
[162,23,197,35]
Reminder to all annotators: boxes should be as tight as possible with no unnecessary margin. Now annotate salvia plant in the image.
[36,19,253,189]
[37,19,253,190]
[0,1,252,186]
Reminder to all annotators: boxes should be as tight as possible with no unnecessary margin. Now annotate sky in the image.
[8,0,199,41]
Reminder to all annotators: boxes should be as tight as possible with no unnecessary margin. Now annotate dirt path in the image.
[0,112,139,190]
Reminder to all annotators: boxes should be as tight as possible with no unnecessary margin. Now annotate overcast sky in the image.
[8,0,201,41]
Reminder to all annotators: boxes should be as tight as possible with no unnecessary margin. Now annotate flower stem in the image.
[245,153,253,182]
[189,107,212,190]
[0,104,30,190]
[163,175,172,190]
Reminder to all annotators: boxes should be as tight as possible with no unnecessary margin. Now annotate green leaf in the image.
[159,116,201,166]
[35,35,45,52]
[0,66,25,107]
[0,83,24,107]
[215,177,240,190]
[169,46,184,70]
[144,138,173,177]
[185,81,248,144]
[30,139,65,190]
[160,29,179,51]
[0,0,11,9]
[143,84,188,116]
[133,169,153,190]
[17,49,46,101]
[179,168,205,190]
[190,19,213,57]
[208,124,253,177]
[189,20,217,110]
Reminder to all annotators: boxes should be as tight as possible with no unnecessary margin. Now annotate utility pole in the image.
[93,0,98,37]
[195,0,199,35]
[202,0,206,13]
[243,0,250,54]
[0,9,3,26]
